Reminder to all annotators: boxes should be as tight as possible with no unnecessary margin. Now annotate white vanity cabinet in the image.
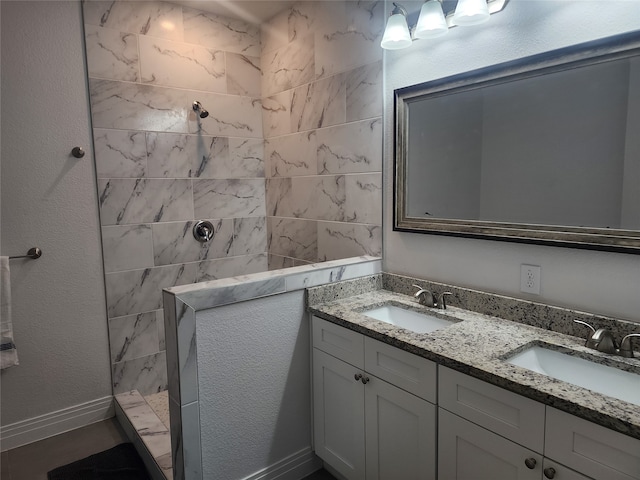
[438,366,640,480]
[311,315,640,480]
[312,317,437,480]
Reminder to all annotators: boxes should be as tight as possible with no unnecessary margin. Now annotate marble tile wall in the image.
[261,1,384,268]
[83,0,383,397]
[83,0,268,395]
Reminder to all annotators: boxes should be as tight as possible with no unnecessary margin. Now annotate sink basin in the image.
[507,345,640,406]
[362,304,456,334]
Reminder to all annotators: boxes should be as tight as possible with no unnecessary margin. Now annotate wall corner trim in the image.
[0,396,114,452]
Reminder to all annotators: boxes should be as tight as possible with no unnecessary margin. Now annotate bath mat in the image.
[47,443,151,480]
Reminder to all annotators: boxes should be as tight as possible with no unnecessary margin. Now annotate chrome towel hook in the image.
[9,247,42,260]
[71,147,85,158]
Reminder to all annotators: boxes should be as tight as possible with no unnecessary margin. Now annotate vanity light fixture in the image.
[380,3,413,50]
[453,0,490,25]
[414,0,448,39]
[381,0,506,50]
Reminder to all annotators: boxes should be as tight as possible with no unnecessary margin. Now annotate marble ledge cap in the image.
[163,256,382,311]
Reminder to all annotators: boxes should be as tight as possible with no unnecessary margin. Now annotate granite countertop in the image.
[308,288,640,440]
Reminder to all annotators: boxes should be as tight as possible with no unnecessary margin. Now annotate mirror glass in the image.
[395,34,640,253]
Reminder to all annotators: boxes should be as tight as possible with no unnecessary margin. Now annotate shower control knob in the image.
[193,220,214,243]
[71,146,85,158]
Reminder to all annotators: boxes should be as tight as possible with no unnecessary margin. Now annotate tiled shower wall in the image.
[82,0,382,396]
[84,0,267,395]
[262,2,383,268]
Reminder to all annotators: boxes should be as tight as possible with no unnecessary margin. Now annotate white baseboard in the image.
[0,396,114,451]
[243,447,323,480]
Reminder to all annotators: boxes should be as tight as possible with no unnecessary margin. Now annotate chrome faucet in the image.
[413,284,436,307]
[574,320,639,358]
[589,328,618,354]
[413,285,454,309]
[619,334,640,358]
[435,291,454,310]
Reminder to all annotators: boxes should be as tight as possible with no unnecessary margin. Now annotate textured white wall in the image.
[384,1,640,322]
[0,1,112,425]
[196,291,312,480]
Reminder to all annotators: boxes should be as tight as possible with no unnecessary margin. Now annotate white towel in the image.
[1,256,18,369]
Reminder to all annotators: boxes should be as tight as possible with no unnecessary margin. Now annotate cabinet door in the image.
[542,459,594,480]
[365,376,436,480]
[313,348,365,480]
[438,409,541,480]
[545,407,640,480]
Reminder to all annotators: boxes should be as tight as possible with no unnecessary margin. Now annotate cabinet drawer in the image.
[439,366,545,453]
[364,336,436,403]
[545,407,640,480]
[313,316,364,368]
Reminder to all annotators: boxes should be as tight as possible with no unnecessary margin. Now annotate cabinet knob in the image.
[354,373,363,382]
[361,376,370,385]
[524,458,537,469]
[543,467,556,479]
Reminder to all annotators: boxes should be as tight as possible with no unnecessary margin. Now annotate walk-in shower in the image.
[81,0,383,476]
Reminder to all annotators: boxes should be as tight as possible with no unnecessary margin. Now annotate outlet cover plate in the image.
[520,264,541,295]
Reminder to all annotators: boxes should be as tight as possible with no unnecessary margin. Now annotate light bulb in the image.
[453,0,490,26]
[415,0,448,39]
[381,11,412,50]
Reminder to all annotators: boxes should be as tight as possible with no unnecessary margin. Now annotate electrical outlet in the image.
[520,264,541,295]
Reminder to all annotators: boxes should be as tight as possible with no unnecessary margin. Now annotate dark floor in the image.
[0,418,337,480]
[0,418,128,480]
[303,468,337,480]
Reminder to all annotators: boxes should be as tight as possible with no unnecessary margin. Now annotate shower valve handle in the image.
[193,220,214,243]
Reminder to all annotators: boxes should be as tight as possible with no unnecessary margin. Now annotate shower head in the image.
[192,101,209,119]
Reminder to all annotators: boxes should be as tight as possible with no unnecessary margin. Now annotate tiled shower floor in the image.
[144,391,170,430]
